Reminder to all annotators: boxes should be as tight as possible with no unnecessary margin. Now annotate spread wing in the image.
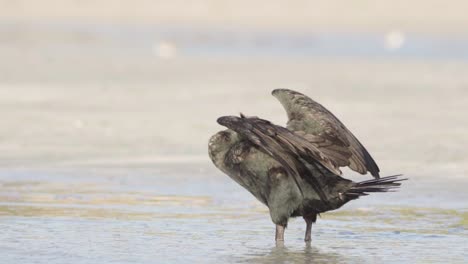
[272,89,380,178]
[217,115,341,203]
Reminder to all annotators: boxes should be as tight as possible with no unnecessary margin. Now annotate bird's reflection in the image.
[242,242,361,264]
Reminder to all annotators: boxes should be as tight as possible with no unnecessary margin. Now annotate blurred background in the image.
[1,0,468,170]
[1,1,467,263]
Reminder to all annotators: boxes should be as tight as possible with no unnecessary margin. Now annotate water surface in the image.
[0,165,466,263]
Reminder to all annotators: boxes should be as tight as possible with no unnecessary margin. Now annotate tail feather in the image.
[345,174,406,199]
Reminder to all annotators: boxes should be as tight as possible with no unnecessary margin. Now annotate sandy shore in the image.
[1,57,468,175]
[2,0,468,33]
[0,15,467,177]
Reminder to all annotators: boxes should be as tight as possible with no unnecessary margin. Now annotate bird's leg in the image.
[304,219,313,242]
[275,224,285,242]
[303,214,317,242]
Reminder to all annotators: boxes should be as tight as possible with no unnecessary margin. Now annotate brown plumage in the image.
[272,89,380,178]
[208,89,404,243]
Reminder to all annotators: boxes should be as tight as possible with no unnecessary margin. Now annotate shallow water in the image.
[0,165,466,263]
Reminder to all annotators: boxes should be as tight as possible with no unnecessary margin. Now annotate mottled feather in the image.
[272,89,380,178]
[217,115,340,204]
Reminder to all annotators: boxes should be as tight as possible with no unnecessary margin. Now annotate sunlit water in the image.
[1,22,468,263]
[0,165,466,263]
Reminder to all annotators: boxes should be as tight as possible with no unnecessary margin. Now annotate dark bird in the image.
[208,89,405,242]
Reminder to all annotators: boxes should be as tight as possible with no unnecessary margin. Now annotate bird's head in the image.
[217,114,253,134]
[217,115,241,127]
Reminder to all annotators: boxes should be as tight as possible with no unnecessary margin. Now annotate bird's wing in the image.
[217,116,340,203]
[272,89,380,178]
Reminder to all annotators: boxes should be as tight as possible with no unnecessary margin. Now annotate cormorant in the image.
[208,89,405,242]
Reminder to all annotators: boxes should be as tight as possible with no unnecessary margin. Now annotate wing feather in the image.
[272,89,380,178]
[217,115,338,204]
